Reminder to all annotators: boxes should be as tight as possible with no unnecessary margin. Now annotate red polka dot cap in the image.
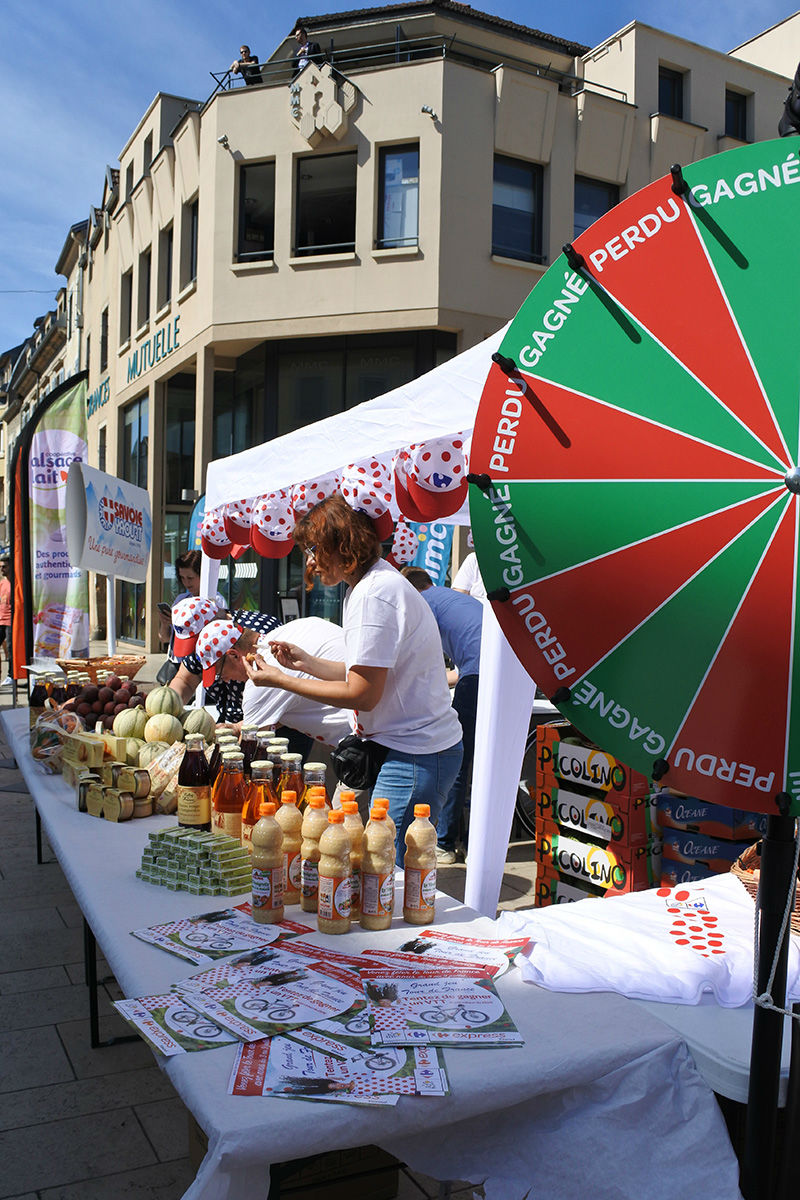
[339,461,394,540]
[251,491,295,559]
[223,498,256,546]
[171,596,222,656]
[404,437,468,518]
[195,619,244,688]
[200,508,234,560]
[386,519,419,568]
[291,473,342,519]
[392,446,430,523]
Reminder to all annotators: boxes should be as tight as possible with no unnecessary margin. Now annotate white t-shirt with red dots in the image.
[497,873,800,1008]
[343,559,462,754]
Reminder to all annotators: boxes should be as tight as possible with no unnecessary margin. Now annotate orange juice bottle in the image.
[275,789,303,905]
[317,811,352,935]
[300,793,330,913]
[403,804,437,925]
[341,800,364,918]
[360,808,395,931]
[277,753,304,804]
[211,751,248,840]
[241,760,273,852]
[252,801,284,924]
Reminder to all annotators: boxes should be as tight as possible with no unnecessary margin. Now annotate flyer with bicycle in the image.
[361,968,525,1047]
[129,906,311,965]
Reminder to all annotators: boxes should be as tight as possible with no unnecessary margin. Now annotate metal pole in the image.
[106,574,116,655]
[741,803,796,1200]
[776,1003,800,1199]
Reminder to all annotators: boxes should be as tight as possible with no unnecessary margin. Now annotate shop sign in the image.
[127,314,180,384]
[87,376,110,416]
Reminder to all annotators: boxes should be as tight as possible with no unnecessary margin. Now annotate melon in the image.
[139,741,169,767]
[144,686,184,718]
[181,707,216,741]
[112,706,149,739]
[126,737,145,765]
[143,713,184,745]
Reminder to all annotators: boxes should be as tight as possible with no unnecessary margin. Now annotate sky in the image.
[0,0,796,353]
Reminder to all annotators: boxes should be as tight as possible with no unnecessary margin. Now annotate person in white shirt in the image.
[244,493,463,863]
[452,549,487,603]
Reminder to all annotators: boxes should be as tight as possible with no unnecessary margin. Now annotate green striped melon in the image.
[143,713,184,745]
[144,686,184,718]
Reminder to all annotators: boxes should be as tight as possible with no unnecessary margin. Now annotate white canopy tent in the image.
[201,324,542,917]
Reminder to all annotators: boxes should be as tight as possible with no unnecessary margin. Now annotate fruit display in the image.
[68,676,149,732]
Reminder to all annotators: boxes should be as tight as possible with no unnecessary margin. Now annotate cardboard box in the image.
[534,773,657,846]
[535,819,661,896]
[535,722,650,801]
[535,866,605,907]
[655,791,768,841]
[661,827,753,874]
[61,731,106,769]
[660,860,719,887]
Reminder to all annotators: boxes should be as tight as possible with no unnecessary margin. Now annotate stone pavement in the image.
[0,682,537,1200]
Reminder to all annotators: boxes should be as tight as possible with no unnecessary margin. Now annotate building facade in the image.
[2,2,794,649]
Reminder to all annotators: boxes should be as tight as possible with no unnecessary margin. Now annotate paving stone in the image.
[0,870,75,904]
[57,1014,155,1078]
[37,1158,196,1200]
[0,1025,74,1092]
[134,1097,190,1163]
[0,926,84,971]
[56,899,84,928]
[0,1066,176,1133]
[0,906,75,935]
[0,964,70,995]
[0,981,112,1032]
[0,1107,156,1197]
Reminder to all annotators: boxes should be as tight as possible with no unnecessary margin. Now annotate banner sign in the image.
[66,462,152,584]
[28,378,90,659]
[408,520,454,586]
[188,494,206,551]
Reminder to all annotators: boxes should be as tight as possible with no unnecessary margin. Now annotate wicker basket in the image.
[56,654,147,685]
[731,841,800,936]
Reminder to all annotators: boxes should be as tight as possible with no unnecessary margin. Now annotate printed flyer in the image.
[361,969,524,1047]
[113,994,236,1055]
[130,908,310,965]
[367,930,530,977]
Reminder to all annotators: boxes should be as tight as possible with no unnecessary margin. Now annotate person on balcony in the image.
[291,26,323,79]
[230,45,261,86]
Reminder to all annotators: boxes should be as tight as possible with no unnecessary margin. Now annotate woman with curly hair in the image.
[244,493,462,863]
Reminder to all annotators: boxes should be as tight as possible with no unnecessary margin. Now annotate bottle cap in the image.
[185,733,205,744]
[340,790,356,803]
[222,750,244,762]
[328,810,345,823]
[281,790,298,804]
[308,794,326,809]
[413,804,430,818]
[303,761,326,772]
[250,759,271,771]
[259,801,277,817]
[369,808,387,821]
[374,797,389,811]
[341,801,359,814]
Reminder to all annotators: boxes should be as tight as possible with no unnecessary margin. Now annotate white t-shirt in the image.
[242,617,352,748]
[343,559,462,754]
[452,552,487,602]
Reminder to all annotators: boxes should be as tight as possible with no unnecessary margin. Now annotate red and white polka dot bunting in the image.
[386,518,419,568]
[223,498,256,546]
[195,619,243,688]
[339,461,394,539]
[404,436,469,518]
[250,491,295,560]
[200,508,234,560]
[171,596,221,656]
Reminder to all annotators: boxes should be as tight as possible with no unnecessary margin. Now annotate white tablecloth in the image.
[4,708,743,1200]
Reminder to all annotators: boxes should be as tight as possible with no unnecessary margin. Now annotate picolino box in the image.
[535,722,650,802]
[654,790,768,841]
[534,773,657,847]
[535,866,606,907]
[535,820,661,897]
[661,827,754,878]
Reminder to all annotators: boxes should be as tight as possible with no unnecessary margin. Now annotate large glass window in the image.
[100,307,109,372]
[659,66,684,119]
[119,395,148,642]
[137,248,151,330]
[492,156,543,264]
[120,271,132,344]
[295,152,357,256]
[725,89,748,141]
[180,198,198,289]
[345,345,416,408]
[238,162,275,261]
[278,348,344,434]
[378,144,419,248]
[158,226,173,310]
[164,373,196,504]
[573,177,620,238]
[162,511,191,604]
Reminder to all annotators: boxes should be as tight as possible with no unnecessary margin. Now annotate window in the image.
[98,425,107,473]
[180,198,199,288]
[725,89,748,141]
[573,177,620,239]
[85,333,91,377]
[164,374,196,504]
[119,395,149,642]
[120,270,133,343]
[377,144,419,248]
[137,248,152,329]
[658,67,684,119]
[295,151,357,256]
[237,162,275,261]
[492,156,544,264]
[100,307,109,372]
[125,162,134,200]
[158,226,173,309]
[143,133,153,174]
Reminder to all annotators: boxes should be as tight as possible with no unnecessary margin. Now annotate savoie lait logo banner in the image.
[28,378,90,658]
[66,462,152,584]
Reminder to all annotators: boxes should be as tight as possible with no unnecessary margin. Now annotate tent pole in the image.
[106,576,116,655]
[740,802,796,1200]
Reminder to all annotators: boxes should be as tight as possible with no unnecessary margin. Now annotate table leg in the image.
[83,918,138,1050]
[35,808,43,864]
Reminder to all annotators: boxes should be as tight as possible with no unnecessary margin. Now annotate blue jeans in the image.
[373,741,463,866]
[437,673,478,851]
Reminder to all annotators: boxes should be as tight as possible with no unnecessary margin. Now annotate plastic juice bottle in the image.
[28,675,49,728]
[242,760,273,852]
[360,809,395,931]
[341,800,364,918]
[278,753,305,805]
[276,790,303,905]
[372,798,397,866]
[300,794,330,913]
[239,724,259,777]
[403,804,437,925]
[211,751,248,840]
[177,734,212,831]
[302,762,329,808]
[252,801,285,924]
[317,811,352,934]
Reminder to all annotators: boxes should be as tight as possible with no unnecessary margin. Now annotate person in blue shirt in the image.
[402,567,482,863]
